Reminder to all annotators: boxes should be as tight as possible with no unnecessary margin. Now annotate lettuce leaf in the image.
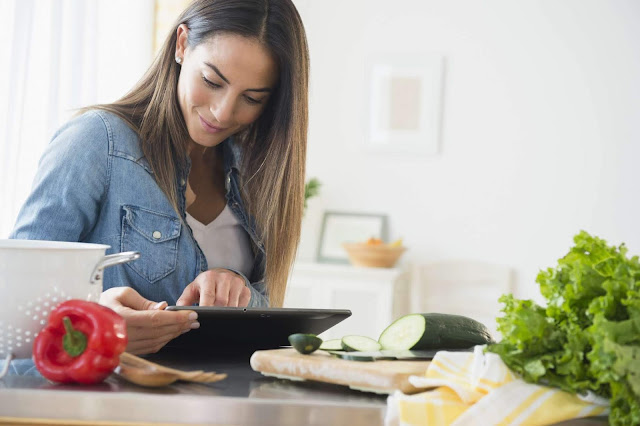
[487,231,640,425]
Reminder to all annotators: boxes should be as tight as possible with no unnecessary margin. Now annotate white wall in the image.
[294,0,640,302]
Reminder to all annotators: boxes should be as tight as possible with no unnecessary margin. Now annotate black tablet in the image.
[163,306,351,351]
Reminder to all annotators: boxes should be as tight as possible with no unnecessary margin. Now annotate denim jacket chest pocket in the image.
[121,205,181,283]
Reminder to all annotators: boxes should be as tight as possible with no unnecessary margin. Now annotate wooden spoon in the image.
[115,352,227,387]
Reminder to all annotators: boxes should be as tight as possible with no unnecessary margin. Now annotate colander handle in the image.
[90,251,141,284]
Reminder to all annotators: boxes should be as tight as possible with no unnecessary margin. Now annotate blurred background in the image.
[1,0,639,338]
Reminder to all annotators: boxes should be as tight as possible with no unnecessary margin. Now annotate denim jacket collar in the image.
[178,137,241,181]
[123,133,242,180]
[222,136,243,175]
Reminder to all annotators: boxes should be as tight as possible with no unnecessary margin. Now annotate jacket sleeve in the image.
[223,268,269,307]
[10,112,110,242]
[247,279,269,307]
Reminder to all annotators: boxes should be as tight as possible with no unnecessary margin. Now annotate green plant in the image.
[304,177,321,210]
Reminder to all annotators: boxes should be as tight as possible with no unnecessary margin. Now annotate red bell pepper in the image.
[33,300,128,384]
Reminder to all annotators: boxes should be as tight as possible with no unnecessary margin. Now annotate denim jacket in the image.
[10,110,269,307]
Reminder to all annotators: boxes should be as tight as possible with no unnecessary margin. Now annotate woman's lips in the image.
[199,115,226,134]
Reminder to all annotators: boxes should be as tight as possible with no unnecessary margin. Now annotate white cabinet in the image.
[283,262,409,340]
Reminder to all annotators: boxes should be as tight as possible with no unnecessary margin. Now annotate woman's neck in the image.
[188,141,220,168]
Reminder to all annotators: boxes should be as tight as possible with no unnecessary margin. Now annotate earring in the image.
[175,56,182,64]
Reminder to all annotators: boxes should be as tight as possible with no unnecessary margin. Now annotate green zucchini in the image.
[341,335,382,352]
[319,338,343,351]
[288,333,323,354]
[378,313,493,350]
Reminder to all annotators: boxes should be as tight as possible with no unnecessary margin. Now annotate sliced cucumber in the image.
[378,314,426,350]
[378,313,493,350]
[341,335,382,352]
[288,333,323,354]
[319,338,343,351]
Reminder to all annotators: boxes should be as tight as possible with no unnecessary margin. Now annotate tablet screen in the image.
[163,306,351,352]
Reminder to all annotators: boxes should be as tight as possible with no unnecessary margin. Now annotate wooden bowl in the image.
[341,243,406,268]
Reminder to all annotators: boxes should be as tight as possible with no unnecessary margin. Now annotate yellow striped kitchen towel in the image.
[385,345,609,426]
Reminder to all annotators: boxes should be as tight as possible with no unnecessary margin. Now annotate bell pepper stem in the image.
[62,316,87,357]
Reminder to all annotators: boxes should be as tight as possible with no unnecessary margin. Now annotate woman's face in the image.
[175,27,278,149]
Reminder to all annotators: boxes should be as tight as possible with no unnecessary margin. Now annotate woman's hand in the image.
[99,287,199,355]
[176,268,251,307]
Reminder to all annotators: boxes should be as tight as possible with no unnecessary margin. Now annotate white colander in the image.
[0,239,139,377]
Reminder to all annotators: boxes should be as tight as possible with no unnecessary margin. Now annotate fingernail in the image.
[188,312,198,320]
[190,321,200,329]
[153,301,167,310]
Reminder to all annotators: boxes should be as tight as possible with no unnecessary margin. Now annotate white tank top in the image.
[186,205,254,278]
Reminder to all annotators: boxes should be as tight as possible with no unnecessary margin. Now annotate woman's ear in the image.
[175,24,189,63]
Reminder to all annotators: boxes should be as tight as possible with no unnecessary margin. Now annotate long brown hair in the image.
[84,0,309,307]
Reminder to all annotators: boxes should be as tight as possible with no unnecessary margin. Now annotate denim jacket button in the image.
[152,231,162,239]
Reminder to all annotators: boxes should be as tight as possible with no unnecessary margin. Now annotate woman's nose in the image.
[211,93,234,125]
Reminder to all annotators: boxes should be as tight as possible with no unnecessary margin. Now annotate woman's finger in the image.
[127,321,193,341]
[176,281,201,306]
[238,286,251,307]
[227,281,244,307]
[213,277,231,306]
[102,286,157,311]
[118,306,196,328]
[198,275,219,306]
[152,301,168,310]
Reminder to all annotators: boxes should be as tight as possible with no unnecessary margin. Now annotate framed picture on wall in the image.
[316,211,389,264]
[366,53,444,155]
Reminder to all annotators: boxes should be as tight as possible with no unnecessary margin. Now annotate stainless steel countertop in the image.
[0,349,609,426]
[0,349,388,425]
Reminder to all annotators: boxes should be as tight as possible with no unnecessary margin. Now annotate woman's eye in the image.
[202,75,221,88]
[201,75,263,105]
[244,95,263,105]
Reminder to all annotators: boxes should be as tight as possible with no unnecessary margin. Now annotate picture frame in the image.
[316,211,389,264]
[366,53,444,155]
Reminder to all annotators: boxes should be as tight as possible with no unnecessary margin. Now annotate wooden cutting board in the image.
[250,348,430,394]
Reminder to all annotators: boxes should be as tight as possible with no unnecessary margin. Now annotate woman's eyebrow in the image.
[204,62,272,93]
[205,62,230,84]
[245,87,272,93]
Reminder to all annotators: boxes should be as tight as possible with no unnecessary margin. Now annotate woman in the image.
[10,0,309,355]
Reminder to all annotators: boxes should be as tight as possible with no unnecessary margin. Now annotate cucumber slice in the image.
[341,335,382,352]
[378,314,426,350]
[319,338,343,351]
[288,333,322,354]
[378,313,493,350]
